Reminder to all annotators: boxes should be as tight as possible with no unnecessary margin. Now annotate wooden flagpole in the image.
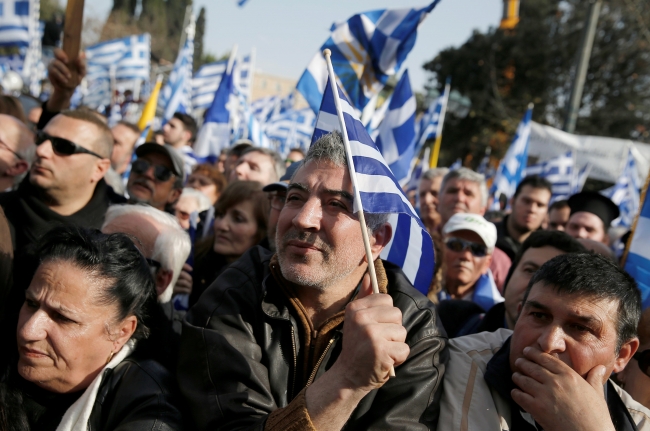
[62,0,85,85]
[322,48,394,377]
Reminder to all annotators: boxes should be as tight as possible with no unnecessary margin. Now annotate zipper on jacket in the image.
[305,337,335,387]
[290,325,297,400]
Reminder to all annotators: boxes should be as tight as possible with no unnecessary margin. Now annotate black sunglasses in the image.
[131,159,175,182]
[633,349,650,378]
[445,237,488,257]
[35,131,104,159]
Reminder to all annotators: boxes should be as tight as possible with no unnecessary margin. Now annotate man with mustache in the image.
[126,143,184,213]
[178,131,448,430]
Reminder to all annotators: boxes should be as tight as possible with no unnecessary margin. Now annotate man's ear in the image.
[91,158,111,183]
[482,253,493,274]
[612,337,639,374]
[168,187,182,205]
[370,222,392,260]
[182,129,192,144]
[5,160,29,177]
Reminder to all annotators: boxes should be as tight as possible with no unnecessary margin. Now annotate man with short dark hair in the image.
[222,140,252,180]
[438,252,649,431]
[547,199,570,231]
[233,146,286,186]
[126,143,184,213]
[494,175,552,260]
[110,120,140,176]
[163,112,198,175]
[178,131,447,430]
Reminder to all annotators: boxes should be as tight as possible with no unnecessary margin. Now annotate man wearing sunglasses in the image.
[438,253,650,431]
[126,143,184,213]
[439,213,503,314]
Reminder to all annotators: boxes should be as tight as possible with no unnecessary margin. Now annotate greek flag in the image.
[0,53,23,72]
[311,77,434,294]
[449,158,462,170]
[624,174,650,309]
[20,0,43,96]
[265,108,316,157]
[238,53,254,102]
[160,16,195,122]
[416,77,450,151]
[366,93,391,138]
[572,163,591,194]
[525,151,575,202]
[191,60,226,110]
[0,0,32,47]
[297,1,440,113]
[251,95,281,122]
[404,146,429,195]
[374,70,416,185]
[193,58,238,163]
[489,105,532,209]
[601,149,640,228]
[86,34,151,82]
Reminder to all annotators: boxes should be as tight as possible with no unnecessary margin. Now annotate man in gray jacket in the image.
[438,252,650,431]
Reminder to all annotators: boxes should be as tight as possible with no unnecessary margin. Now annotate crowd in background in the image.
[0,48,647,431]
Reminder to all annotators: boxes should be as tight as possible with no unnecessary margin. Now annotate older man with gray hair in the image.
[438,167,511,289]
[418,167,449,233]
[233,146,286,185]
[178,131,447,430]
[102,204,191,369]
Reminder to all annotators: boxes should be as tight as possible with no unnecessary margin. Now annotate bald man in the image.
[0,114,35,191]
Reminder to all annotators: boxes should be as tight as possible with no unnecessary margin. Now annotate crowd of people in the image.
[0,48,647,431]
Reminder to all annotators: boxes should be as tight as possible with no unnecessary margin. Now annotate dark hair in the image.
[195,181,270,259]
[513,175,553,199]
[191,163,227,193]
[503,230,587,289]
[227,142,253,157]
[0,95,26,123]
[60,109,113,158]
[37,226,155,341]
[521,252,641,352]
[172,112,198,142]
[549,199,569,212]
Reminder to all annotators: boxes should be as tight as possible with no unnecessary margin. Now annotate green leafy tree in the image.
[423,0,650,168]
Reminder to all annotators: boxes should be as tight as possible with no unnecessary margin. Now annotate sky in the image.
[84,0,503,94]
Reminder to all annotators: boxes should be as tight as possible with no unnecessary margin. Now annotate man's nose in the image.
[292,197,322,231]
[35,139,53,158]
[537,325,566,354]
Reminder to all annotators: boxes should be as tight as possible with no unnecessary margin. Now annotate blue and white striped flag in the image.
[489,105,533,210]
[160,16,195,122]
[366,94,391,138]
[405,146,429,195]
[21,0,44,96]
[449,158,462,171]
[438,270,503,312]
[416,77,450,152]
[624,173,650,309]
[237,52,254,102]
[86,34,151,81]
[525,151,575,202]
[191,60,227,110]
[601,149,640,228]
[572,163,591,194]
[311,77,434,294]
[374,70,416,185]
[193,58,238,163]
[0,0,32,47]
[265,108,316,157]
[297,1,440,113]
[251,95,281,122]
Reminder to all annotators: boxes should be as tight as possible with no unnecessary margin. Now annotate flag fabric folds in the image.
[311,77,434,294]
[297,1,440,113]
[191,61,227,110]
[624,175,650,309]
[525,151,575,202]
[374,70,416,185]
[160,16,195,122]
[601,149,640,228]
[194,58,238,163]
[265,108,317,157]
[489,105,533,209]
[0,0,33,47]
[416,78,450,152]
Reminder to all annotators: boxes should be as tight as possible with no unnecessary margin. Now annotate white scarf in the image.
[55,339,136,431]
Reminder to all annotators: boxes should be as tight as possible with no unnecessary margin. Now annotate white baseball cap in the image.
[442,213,497,250]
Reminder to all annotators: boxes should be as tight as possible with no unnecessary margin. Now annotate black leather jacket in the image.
[87,358,184,430]
[178,246,448,430]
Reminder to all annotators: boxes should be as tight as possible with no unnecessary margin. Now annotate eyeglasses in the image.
[633,349,650,377]
[445,237,488,257]
[35,131,104,159]
[0,138,23,160]
[267,191,286,211]
[131,159,175,182]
